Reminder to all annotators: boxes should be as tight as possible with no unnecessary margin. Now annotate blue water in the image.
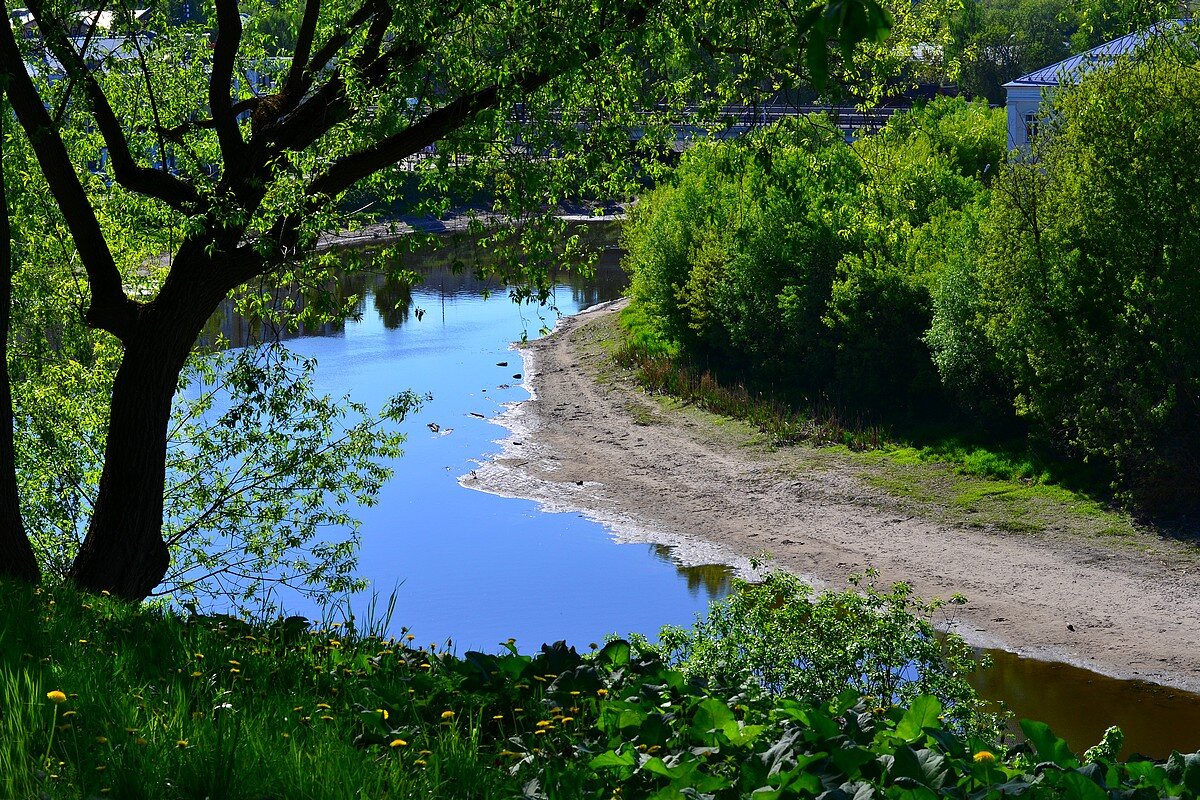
[236,259,726,652]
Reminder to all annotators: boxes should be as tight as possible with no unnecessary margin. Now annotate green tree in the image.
[0,0,895,599]
[978,41,1200,504]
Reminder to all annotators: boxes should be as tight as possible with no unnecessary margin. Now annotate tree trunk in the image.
[68,270,226,600]
[0,97,40,584]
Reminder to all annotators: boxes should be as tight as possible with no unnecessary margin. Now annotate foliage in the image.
[947,0,1177,103]
[975,45,1200,506]
[643,570,990,734]
[623,97,1004,412]
[1,578,1198,799]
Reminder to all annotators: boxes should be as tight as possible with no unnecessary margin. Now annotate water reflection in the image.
[972,648,1200,760]
[205,235,627,348]
[647,544,736,599]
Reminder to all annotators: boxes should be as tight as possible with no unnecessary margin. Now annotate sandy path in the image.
[461,300,1200,693]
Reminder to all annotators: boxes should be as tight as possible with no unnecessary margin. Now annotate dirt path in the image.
[461,299,1200,693]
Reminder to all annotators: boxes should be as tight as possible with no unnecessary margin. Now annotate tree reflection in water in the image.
[648,544,734,599]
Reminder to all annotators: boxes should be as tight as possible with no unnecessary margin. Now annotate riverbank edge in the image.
[462,299,1200,694]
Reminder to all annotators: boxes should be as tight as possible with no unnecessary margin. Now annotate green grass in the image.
[614,302,1130,535]
[1,578,1196,799]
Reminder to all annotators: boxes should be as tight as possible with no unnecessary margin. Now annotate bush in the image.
[647,570,991,735]
[978,45,1200,507]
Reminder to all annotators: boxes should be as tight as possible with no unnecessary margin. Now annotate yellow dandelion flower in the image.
[513,707,524,712]
[596,689,608,697]
[125,727,137,734]
[973,751,996,764]
[536,720,552,728]
[61,711,77,718]
[419,750,432,756]
[95,765,106,771]
[492,714,504,720]
[440,710,455,719]
[415,759,427,766]
[229,668,240,674]
[406,634,415,641]
[389,739,408,748]
[228,660,240,666]
[316,703,332,710]
[176,740,189,748]
[320,715,334,721]
[191,671,203,678]
[377,709,390,720]
[96,736,108,744]
[534,729,547,735]
[281,733,289,739]
[46,690,67,704]
[569,691,581,697]
[561,717,574,724]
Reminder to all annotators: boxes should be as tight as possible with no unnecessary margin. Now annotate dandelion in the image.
[293,706,304,712]
[561,717,574,724]
[176,740,189,748]
[46,691,67,704]
[320,715,334,721]
[536,720,551,728]
[62,711,76,718]
[414,759,427,766]
[96,736,108,744]
[569,691,580,697]
[596,689,608,697]
[377,709,390,721]
[440,710,455,720]
[973,751,996,764]
[228,660,240,666]
[419,750,432,756]
[191,671,203,678]
[389,739,408,748]
[492,714,504,720]
[229,668,241,675]
[316,703,332,710]
[125,727,137,734]
[406,634,415,641]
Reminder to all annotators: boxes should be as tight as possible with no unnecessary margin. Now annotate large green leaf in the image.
[895,696,942,743]
[1020,719,1079,768]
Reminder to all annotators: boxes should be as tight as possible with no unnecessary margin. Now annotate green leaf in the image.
[589,750,637,769]
[895,696,942,742]
[1020,719,1079,768]
[597,639,631,669]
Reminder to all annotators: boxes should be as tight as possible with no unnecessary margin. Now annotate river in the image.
[204,231,1200,760]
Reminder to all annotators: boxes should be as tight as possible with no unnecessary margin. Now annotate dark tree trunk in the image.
[67,266,228,600]
[0,97,40,584]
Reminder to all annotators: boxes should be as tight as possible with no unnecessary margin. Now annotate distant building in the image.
[1003,20,1191,151]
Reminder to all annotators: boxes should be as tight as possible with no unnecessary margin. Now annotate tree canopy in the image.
[0,0,902,602]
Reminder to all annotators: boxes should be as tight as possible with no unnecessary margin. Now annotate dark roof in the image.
[1003,19,1191,88]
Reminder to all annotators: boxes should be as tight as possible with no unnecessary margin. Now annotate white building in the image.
[1003,21,1190,151]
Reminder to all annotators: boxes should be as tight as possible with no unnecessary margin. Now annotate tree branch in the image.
[23,0,201,212]
[0,0,139,340]
[210,0,246,171]
[282,0,321,103]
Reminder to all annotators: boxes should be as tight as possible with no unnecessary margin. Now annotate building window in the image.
[1024,112,1040,142]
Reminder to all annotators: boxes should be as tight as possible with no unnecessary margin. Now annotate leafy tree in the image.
[977,41,1200,505]
[0,0,895,599]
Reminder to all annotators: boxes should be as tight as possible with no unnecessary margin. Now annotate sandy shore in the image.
[461,299,1200,692]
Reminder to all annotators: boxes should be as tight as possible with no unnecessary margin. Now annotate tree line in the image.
[623,40,1200,510]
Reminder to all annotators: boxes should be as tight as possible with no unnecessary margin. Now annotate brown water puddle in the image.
[970,647,1200,759]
